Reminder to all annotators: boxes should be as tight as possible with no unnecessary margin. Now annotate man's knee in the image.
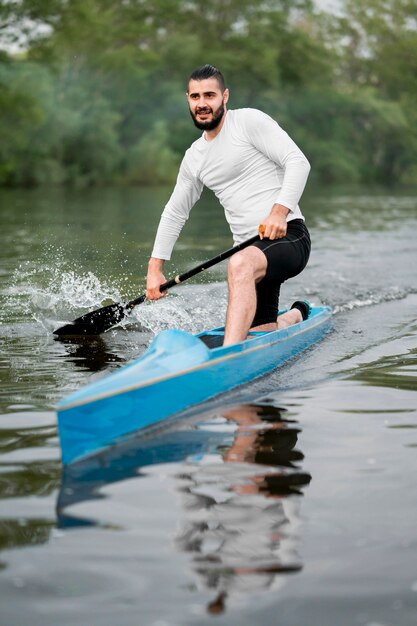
[228,247,267,282]
[228,251,250,276]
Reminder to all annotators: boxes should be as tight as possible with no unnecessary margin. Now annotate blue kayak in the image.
[57,305,332,465]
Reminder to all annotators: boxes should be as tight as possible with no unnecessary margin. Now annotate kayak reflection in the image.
[57,401,311,614]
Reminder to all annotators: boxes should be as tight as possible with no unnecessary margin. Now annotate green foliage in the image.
[0,59,122,186]
[121,120,180,185]
[0,0,416,187]
[0,61,49,186]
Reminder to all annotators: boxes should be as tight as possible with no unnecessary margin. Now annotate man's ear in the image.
[223,88,230,105]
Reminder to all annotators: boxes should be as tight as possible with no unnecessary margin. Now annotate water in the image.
[1,185,416,625]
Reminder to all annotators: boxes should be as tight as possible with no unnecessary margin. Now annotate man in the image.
[146,64,311,346]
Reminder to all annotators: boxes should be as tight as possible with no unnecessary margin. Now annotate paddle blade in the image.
[54,302,126,337]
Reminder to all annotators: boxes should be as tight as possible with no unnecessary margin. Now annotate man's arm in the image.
[242,109,310,239]
[146,156,203,299]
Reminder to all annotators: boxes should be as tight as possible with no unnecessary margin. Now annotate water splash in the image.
[4,259,122,332]
[48,270,121,312]
[3,249,230,337]
[129,283,228,335]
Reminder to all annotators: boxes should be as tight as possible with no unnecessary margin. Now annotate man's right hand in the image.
[146,258,167,300]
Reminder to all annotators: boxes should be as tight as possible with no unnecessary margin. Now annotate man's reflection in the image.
[174,403,311,614]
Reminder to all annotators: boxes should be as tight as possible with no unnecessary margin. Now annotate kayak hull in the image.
[57,305,332,465]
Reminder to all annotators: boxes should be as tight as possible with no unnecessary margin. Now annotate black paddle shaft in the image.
[126,233,261,308]
[54,233,261,337]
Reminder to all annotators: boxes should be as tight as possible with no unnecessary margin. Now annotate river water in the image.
[1,185,416,625]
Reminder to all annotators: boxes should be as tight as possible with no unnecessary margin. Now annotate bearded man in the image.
[146,65,311,345]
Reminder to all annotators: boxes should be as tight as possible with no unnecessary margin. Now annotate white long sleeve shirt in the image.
[151,108,311,260]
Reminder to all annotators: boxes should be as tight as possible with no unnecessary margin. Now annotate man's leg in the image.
[223,246,267,346]
[223,242,304,346]
[277,308,302,328]
[249,220,310,335]
[251,308,302,333]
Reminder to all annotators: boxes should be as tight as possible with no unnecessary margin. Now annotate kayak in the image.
[57,305,332,465]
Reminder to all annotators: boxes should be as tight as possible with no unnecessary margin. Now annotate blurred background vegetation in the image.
[0,0,416,188]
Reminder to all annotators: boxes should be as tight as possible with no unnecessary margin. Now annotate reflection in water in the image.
[173,404,310,614]
[54,335,124,372]
[350,346,417,392]
[57,422,232,527]
[0,418,60,552]
[57,402,310,614]
[0,518,55,552]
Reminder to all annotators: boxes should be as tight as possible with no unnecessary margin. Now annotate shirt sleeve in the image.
[241,108,311,212]
[151,155,204,260]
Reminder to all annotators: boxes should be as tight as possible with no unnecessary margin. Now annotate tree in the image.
[0,0,415,186]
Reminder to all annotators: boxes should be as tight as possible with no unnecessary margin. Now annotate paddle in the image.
[53,232,263,336]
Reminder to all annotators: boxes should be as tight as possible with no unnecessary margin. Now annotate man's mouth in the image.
[190,102,224,131]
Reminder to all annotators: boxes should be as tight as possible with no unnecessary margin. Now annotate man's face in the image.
[187,78,229,131]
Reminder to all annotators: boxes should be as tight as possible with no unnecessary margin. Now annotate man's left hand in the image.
[259,203,290,239]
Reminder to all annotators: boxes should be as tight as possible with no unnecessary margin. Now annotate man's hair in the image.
[188,64,226,92]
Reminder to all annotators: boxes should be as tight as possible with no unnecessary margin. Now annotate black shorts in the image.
[251,219,311,327]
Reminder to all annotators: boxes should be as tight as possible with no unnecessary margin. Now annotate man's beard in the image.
[190,103,225,131]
